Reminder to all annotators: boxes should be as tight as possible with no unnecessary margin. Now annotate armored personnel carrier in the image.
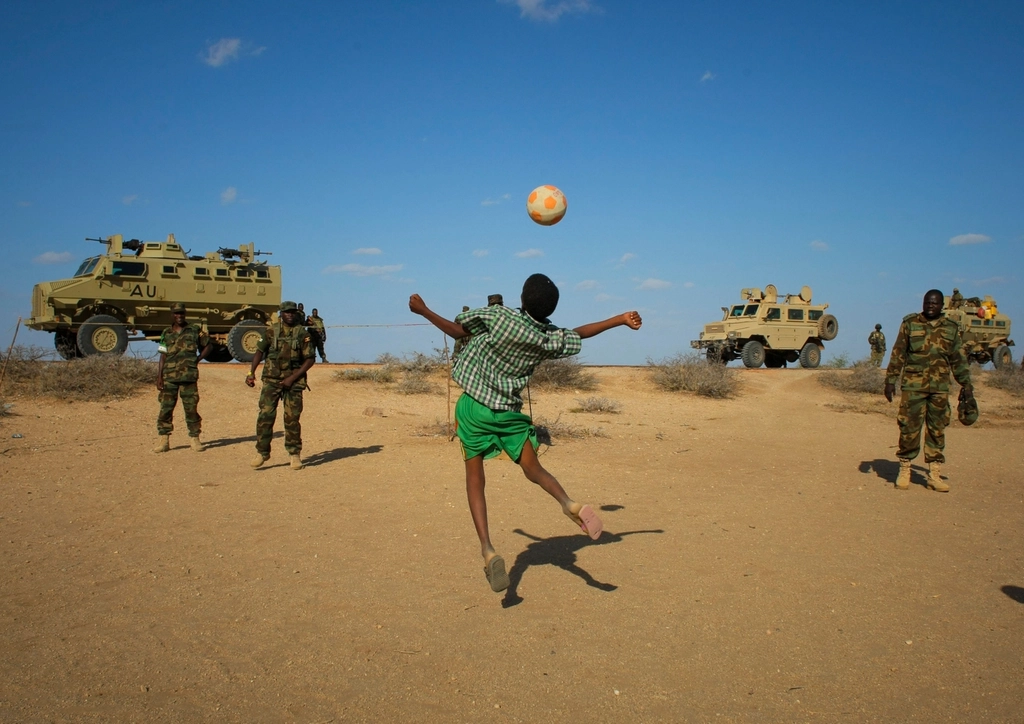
[943,293,1014,368]
[691,285,838,368]
[26,234,280,363]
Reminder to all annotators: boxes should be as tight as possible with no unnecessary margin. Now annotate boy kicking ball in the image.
[409,273,642,592]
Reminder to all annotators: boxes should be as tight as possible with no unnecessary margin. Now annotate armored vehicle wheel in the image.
[765,353,786,368]
[799,342,821,369]
[817,314,839,341]
[992,344,1013,370]
[227,319,266,363]
[205,344,234,363]
[741,340,765,368]
[54,330,81,360]
[76,314,128,357]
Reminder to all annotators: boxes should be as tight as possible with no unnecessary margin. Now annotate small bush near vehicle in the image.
[987,366,1024,396]
[822,352,851,369]
[570,397,621,414]
[648,354,737,398]
[0,346,157,401]
[819,360,886,394]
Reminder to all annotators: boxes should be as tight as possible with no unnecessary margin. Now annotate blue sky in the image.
[2,0,1021,365]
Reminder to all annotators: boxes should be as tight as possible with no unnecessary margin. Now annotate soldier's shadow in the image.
[204,431,282,449]
[304,445,383,467]
[501,527,664,609]
[858,459,928,488]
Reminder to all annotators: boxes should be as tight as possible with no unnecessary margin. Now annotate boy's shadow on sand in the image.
[501,528,664,608]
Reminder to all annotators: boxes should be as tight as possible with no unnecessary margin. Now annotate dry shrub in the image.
[534,414,607,444]
[395,371,439,395]
[819,360,886,394]
[335,366,396,383]
[414,418,455,438]
[0,346,157,401]
[822,352,851,369]
[531,357,597,391]
[570,396,621,414]
[987,366,1024,396]
[648,353,737,398]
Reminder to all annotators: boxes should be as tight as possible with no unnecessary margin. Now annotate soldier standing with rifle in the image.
[306,308,328,363]
[884,290,974,492]
[245,301,316,470]
[868,324,886,367]
[154,302,214,453]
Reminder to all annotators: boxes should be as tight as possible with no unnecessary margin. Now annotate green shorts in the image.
[455,393,538,462]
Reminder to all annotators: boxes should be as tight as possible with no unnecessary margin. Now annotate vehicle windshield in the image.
[743,305,759,316]
[730,305,745,317]
[74,257,100,277]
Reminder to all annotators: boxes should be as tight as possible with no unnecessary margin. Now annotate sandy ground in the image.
[1,364,1022,723]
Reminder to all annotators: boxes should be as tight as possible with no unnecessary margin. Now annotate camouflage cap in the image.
[957,392,979,426]
[280,301,299,312]
[487,294,504,306]
[170,302,186,313]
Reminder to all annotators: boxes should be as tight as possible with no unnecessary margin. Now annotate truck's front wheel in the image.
[227,319,266,363]
[76,315,128,357]
[54,330,81,360]
[992,344,1013,370]
[741,340,765,368]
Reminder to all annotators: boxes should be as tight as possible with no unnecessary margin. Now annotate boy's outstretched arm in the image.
[573,311,642,339]
[409,294,469,339]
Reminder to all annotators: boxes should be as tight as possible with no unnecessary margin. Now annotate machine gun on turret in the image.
[217,245,273,263]
[87,236,144,254]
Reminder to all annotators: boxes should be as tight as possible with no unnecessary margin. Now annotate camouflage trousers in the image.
[314,338,327,361]
[897,390,951,463]
[157,381,201,436]
[870,351,884,367]
[256,382,304,455]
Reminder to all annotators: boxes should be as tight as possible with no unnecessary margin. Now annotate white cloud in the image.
[202,38,241,67]
[595,293,621,302]
[472,249,490,258]
[322,263,404,277]
[34,251,73,264]
[949,233,991,246]
[515,248,544,258]
[683,281,695,288]
[122,194,138,206]
[17,200,31,207]
[809,239,829,251]
[700,71,716,83]
[220,186,238,205]
[503,0,598,22]
[353,247,382,255]
[481,193,512,206]
[638,278,672,290]
[575,280,599,291]
[619,252,636,264]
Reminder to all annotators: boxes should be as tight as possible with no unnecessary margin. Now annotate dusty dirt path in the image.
[1,365,1021,722]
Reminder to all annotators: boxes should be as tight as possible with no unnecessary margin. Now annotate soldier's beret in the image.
[958,393,979,426]
[280,301,299,312]
[170,302,186,313]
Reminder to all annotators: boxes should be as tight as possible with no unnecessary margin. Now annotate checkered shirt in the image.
[452,305,582,411]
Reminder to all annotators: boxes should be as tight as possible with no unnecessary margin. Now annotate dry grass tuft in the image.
[648,353,737,398]
[986,366,1024,396]
[335,351,447,387]
[414,418,455,438]
[534,414,607,444]
[0,346,157,402]
[395,371,440,395]
[819,360,886,395]
[530,357,597,391]
[822,352,851,369]
[570,396,621,414]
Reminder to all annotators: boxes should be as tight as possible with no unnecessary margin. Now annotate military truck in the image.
[943,294,1014,368]
[690,285,838,368]
[26,234,280,363]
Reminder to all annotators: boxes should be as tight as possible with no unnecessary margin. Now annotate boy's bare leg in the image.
[465,455,497,562]
[516,443,590,528]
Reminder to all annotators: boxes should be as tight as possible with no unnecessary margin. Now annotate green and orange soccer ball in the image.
[526,185,567,226]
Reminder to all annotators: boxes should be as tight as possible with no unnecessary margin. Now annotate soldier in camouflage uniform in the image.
[306,308,328,363]
[884,289,974,492]
[154,302,214,453]
[245,301,316,470]
[868,324,886,367]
